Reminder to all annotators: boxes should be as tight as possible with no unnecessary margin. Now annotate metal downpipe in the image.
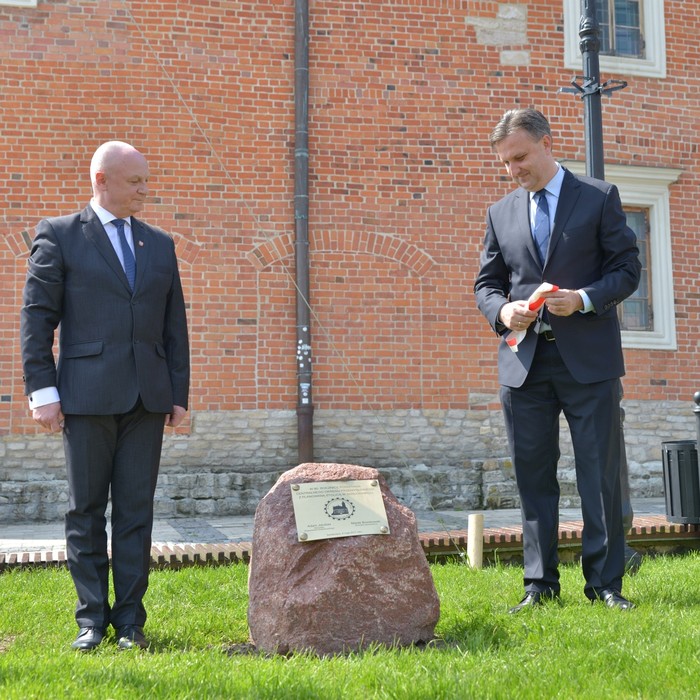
[294,0,313,462]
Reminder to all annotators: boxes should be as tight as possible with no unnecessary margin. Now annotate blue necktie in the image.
[113,218,136,289]
[533,189,550,264]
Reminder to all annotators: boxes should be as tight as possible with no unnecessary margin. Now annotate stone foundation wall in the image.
[0,399,692,522]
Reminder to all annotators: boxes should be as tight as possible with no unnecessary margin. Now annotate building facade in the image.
[1,0,698,521]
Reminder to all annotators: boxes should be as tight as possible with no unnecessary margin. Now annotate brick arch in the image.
[173,234,202,267]
[3,227,33,258]
[247,230,435,277]
[6,225,201,267]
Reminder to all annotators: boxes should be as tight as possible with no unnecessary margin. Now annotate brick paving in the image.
[2,498,699,571]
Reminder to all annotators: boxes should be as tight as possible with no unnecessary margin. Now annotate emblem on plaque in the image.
[325,499,355,520]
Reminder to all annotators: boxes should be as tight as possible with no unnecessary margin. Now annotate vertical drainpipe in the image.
[294,0,313,463]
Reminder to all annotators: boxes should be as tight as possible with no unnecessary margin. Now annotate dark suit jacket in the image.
[21,205,190,414]
[474,168,641,388]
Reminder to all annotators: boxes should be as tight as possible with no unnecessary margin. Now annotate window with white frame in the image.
[564,0,666,79]
[619,207,650,331]
[597,0,644,58]
[0,0,37,6]
[562,161,681,350]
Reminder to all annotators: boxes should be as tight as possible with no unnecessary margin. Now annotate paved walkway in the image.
[0,497,673,558]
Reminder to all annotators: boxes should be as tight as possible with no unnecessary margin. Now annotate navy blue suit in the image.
[21,205,189,629]
[475,168,640,598]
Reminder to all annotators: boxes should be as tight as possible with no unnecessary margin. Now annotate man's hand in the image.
[32,401,64,433]
[544,289,584,317]
[166,405,187,428]
[499,300,538,332]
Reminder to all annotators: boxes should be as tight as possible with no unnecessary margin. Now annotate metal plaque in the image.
[290,479,390,542]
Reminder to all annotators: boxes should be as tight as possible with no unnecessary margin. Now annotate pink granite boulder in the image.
[247,462,440,655]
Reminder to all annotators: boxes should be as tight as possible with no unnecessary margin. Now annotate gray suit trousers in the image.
[63,400,166,628]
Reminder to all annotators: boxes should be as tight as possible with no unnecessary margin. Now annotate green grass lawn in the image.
[2,553,700,699]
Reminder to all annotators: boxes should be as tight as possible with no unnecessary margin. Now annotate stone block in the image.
[247,462,440,655]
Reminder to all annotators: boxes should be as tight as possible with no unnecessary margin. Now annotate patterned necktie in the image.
[533,189,550,264]
[113,218,136,289]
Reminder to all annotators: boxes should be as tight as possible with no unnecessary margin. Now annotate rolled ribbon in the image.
[505,282,559,352]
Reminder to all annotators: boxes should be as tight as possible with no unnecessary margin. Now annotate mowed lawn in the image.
[2,553,700,699]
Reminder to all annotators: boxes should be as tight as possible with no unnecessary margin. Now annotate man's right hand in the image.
[499,300,538,332]
[32,401,65,433]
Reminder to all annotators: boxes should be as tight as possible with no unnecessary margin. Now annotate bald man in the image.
[21,141,190,650]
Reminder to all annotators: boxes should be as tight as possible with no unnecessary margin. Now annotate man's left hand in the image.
[544,289,584,317]
[166,405,187,428]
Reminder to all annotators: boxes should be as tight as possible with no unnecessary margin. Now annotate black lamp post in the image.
[560,0,627,180]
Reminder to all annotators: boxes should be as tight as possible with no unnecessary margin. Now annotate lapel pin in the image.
[138,240,144,246]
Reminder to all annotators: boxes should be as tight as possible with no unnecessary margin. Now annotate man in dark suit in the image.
[21,141,190,650]
[474,109,641,612]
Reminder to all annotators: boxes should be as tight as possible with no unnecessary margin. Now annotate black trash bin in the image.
[661,440,700,524]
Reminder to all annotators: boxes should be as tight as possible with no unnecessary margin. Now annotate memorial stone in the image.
[247,462,440,655]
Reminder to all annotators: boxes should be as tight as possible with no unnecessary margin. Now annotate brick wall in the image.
[2,1,699,520]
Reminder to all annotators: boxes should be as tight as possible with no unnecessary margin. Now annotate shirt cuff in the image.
[577,289,594,313]
[28,386,60,409]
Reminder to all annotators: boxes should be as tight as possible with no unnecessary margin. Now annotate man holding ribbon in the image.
[474,109,640,612]
[20,141,190,650]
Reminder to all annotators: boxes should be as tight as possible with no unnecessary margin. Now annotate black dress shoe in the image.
[508,590,560,614]
[597,588,636,610]
[116,625,148,650]
[71,626,104,651]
